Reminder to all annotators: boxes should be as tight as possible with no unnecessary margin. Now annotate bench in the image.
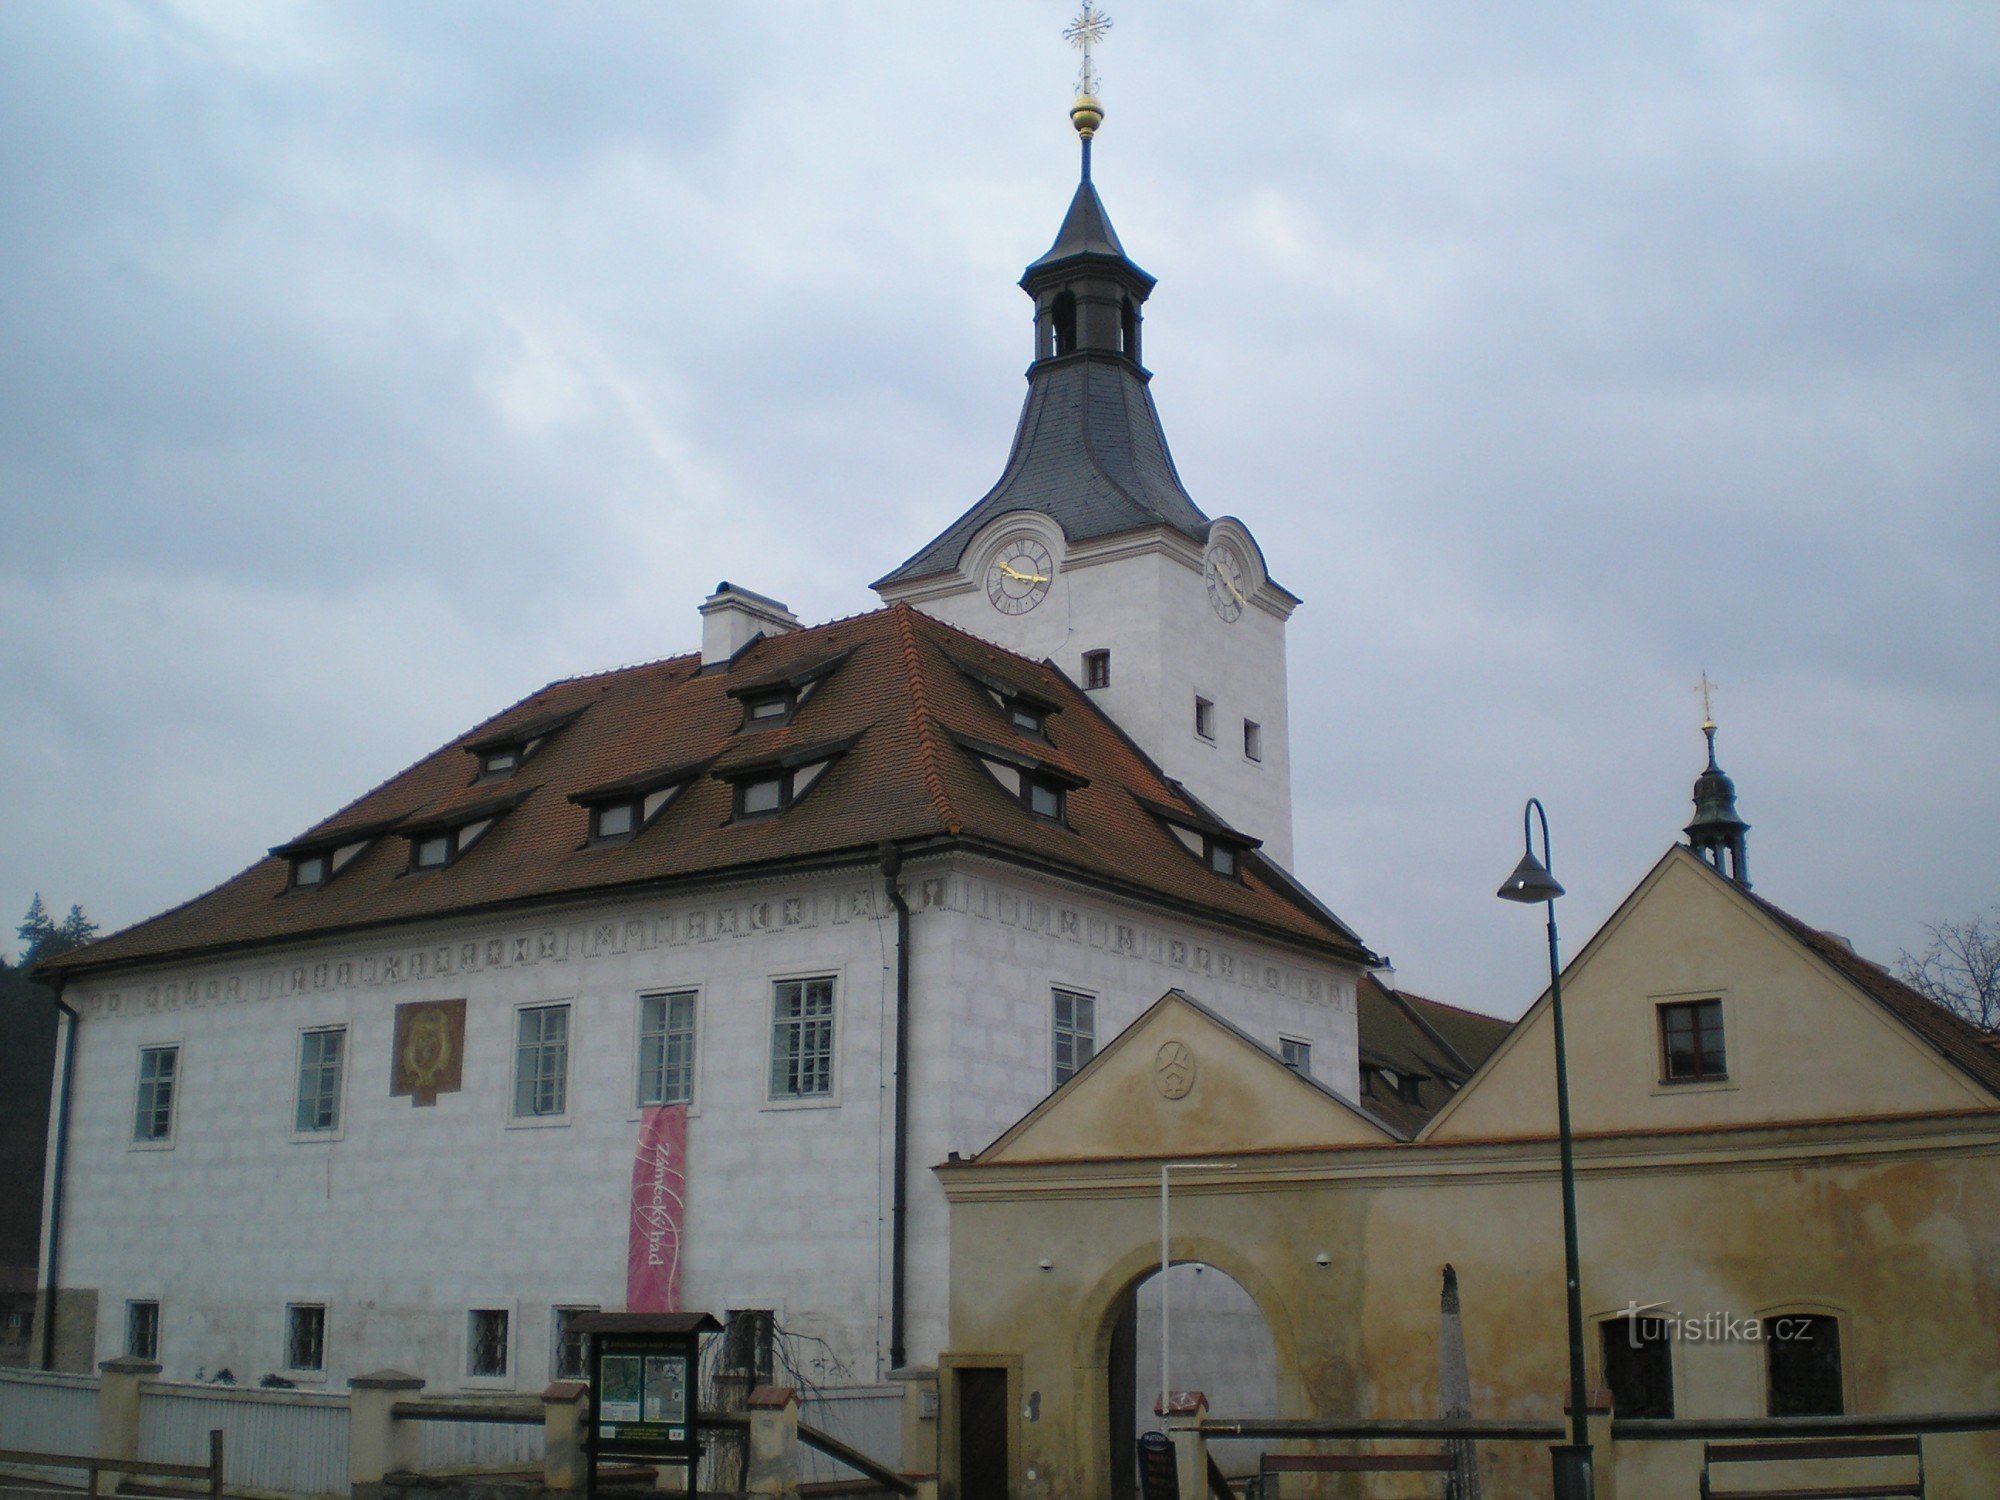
[1701,1435,1924,1499]
[1257,1449,1459,1498]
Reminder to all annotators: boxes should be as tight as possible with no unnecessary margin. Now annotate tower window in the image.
[1120,296,1139,363]
[1280,1038,1311,1076]
[1083,650,1111,690]
[1194,697,1215,741]
[1243,720,1262,762]
[1051,290,1077,358]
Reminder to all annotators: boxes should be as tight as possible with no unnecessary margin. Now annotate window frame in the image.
[126,1299,160,1361]
[637,989,700,1109]
[465,1307,514,1385]
[551,1304,599,1383]
[1052,988,1096,1088]
[1658,996,1729,1084]
[283,1302,328,1378]
[292,1024,348,1140]
[1194,696,1215,741]
[132,1043,181,1149]
[1082,650,1111,690]
[767,974,840,1107]
[1279,1037,1312,1076]
[1243,719,1263,762]
[1763,1311,1845,1417]
[510,1002,572,1126]
[1600,1312,1675,1419]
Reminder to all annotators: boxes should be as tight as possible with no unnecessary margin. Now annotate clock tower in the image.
[873,97,1298,867]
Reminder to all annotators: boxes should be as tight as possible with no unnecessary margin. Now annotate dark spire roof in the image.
[874,164,1215,591]
[1020,179,1155,293]
[1686,723,1751,887]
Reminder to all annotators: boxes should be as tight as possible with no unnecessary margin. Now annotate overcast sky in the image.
[3,2,1994,1015]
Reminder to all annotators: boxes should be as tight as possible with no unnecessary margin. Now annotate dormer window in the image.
[463,706,584,782]
[714,735,859,822]
[1142,798,1257,883]
[272,819,398,893]
[952,731,1086,825]
[400,793,523,873]
[570,758,711,846]
[949,655,1061,742]
[726,648,854,731]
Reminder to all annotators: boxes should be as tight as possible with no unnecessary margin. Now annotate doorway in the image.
[957,1365,1011,1500]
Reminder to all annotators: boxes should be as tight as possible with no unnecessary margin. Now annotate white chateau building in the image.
[32,133,1423,1404]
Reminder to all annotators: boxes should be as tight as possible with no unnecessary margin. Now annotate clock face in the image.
[986,537,1054,615]
[1205,543,1247,622]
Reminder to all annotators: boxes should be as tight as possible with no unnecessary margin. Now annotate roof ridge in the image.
[892,604,963,836]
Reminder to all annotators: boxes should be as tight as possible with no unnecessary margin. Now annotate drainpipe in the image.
[40,984,77,1373]
[879,844,912,1371]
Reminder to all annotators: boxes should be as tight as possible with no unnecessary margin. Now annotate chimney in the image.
[699,582,800,667]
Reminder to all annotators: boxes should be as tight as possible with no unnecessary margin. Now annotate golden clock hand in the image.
[1225,574,1248,606]
[998,562,1050,584]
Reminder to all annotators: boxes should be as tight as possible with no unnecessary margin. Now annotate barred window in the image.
[514,1004,570,1118]
[1052,990,1095,1087]
[134,1046,178,1143]
[552,1305,597,1382]
[770,977,836,1099]
[468,1308,510,1379]
[295,1027,345,1133]
[126,1300,159,1361]
[285,1304,326,1373]
[638,991,697,1107]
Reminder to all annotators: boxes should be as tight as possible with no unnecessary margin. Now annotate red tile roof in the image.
[42,606,1373,978]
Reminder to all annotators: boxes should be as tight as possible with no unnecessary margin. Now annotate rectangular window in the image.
[552,1305,598,1382]
[1194,696,1215,740]
[593,801,637,839]
[468,1308,510,1379]
[126,1300,159,1361]
[1243,720,1262,761]
[413,833,452,868]
[285,1303,326,1373]
[1766,1315,1843,1416]
[1052,990,1096,1086]
[294,1027,345,1134]
[1027,778,1064,819]
[770,977,836,1100]
[134,1046,178,1143]
[1602,1316,1673,1419]
[1083,650,1111,689]
[1280,1037,1311,1076]
[514,1004,570,1119]
[739,774,785,816]
[638,991,698,1107]
[1659,999,1727,1082]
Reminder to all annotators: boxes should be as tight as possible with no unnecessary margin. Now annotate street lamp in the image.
[1496,798,1594,1500]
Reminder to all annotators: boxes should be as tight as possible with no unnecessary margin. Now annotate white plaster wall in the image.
[895,523,1296,869]
[53,855,1357,1394]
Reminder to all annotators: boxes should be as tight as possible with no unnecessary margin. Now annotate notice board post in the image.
[572,1311,722,1500]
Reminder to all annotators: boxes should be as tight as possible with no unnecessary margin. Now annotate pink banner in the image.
[627,1104,686,1312]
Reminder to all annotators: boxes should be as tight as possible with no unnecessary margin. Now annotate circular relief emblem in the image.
[1153,1039,1196,1099]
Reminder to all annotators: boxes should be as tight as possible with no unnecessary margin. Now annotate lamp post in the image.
[1496,798,1594,1500]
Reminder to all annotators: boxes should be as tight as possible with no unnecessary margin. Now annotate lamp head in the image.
[1497,849,1564,904]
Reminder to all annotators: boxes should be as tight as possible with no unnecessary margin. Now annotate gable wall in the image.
[1431,854,1988,1142]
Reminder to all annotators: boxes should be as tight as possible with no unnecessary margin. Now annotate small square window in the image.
[514,1004,570,1119]
[292,853,328,888]
[1028,779,1064,819]
[745,691,794,724]
[127,1300,160,1361]
[553,1305,597,1382]
[1280,1038,1311,1076]
[1009,702,1046,735]
[134,1046,178,1143]
[1194,697,1215,740]
[285,1303,326,1373]
[1209,842,1237,877]
[1243,720,1262,762]
[739,775,785,816]
[593,801,637,840]
[295,1027,345,1134]
[468,1308,510,1379]
[1053,990,1096,1087]
[638,991,697,1107]
[413,834,452,869]
[1659,999,1727,1082]
[1083,650,1111,690]
[481,748,519,777]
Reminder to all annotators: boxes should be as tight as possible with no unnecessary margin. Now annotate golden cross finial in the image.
[1695,671,1718,732]
[1064,2,1112,101]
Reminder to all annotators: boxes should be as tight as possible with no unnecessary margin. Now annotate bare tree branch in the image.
[1897,908,2000,1034]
